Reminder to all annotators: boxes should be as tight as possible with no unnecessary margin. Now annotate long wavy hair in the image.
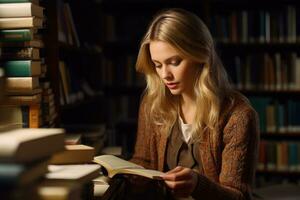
[136,8,237,141]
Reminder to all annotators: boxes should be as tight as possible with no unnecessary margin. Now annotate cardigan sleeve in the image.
[129,97,153,169]
[192,107,259,200]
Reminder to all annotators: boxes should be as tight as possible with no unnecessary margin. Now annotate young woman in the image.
[130,8,259,200]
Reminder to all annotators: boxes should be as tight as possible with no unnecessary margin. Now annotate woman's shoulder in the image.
[221,92,258,124]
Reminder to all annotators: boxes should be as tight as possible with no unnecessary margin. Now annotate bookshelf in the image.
[1,0,300,191]
[98,0,300,185]
[207,0,300,185]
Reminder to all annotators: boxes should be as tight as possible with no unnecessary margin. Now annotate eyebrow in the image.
[152,55,181,64]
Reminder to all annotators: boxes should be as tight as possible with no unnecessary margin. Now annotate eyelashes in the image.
[152,57,182,68]
[170,59,182,66]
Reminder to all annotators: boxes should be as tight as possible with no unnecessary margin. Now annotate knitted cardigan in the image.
[130,95,259,200]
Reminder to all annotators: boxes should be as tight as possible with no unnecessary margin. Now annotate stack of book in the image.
[0,0,56,128]
[38,140,100,199]
[0,128,65,199]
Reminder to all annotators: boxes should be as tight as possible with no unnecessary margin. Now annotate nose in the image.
[161,65,172,80]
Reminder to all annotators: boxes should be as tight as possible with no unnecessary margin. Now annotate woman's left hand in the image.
[161,166,199,197]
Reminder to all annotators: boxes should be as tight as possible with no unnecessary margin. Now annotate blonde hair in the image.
[136,8,236,140]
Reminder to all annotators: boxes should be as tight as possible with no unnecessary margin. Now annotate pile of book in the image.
[0,127,103,199]
[0,128,65,199]
[0,0,57,129]
[42,133,100,200]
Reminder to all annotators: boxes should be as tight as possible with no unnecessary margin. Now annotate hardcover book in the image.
[0,39,44,48]
[5,77,39,92]
[0,17,43,29]
[0,29,34,42]
[0,159,48,187]
[93,155,164,180]
[46,164,100,184]
[3,60,41,77]
[0,47,40,60]
[0,3,44,18]
[0,128,65,162]
[50,145,95,164]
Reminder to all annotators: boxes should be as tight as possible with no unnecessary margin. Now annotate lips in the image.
[166,82,179,89]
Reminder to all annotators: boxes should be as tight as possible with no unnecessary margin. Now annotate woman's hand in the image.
[161,166,199,197]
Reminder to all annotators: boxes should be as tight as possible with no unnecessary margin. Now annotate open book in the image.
[93,155,164,180]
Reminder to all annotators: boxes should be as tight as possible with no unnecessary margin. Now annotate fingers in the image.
[162,166,192,181]
[165,166,184,174]
[161,167,199,198]
[165,179,193,190]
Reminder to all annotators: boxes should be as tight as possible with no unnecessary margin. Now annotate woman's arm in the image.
[193,107,259,200]
[129,97,153,169]
[162,107,259,200]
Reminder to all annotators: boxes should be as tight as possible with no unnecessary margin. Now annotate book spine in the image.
[29,104,39,128]
[0,17,42,29]
[3,60,33,77]
[0,47,39,60]
[5,77,39,91]
[5,94,41,105]
[0,29,32,42]
[0,3,31,18]
[0,0,35,2]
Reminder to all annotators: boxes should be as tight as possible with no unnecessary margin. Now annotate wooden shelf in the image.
[238,89,300,97]
[217,42,300,53]
[261,133,300,140]
[256,170,300,177]
[211,0,300,10]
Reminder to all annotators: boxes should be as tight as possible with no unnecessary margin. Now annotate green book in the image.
[0,160,48,187]
[3,60,41,77]
[0,29,34,42]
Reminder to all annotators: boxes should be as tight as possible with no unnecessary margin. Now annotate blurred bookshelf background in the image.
[1,0,300,199]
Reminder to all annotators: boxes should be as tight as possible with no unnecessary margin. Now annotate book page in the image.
[120,168,164,180]
[93,155,143,170]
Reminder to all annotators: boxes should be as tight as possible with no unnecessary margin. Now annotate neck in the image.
[180,93,196,124]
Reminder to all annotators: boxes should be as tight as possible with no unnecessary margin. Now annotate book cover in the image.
[5,77,39,92]
[37,180,82,200]
[0,159,48,187]
[49,145,95,164]
[0,47,40,60]
[0,0,39,3]
[3,60,41,77]
[3,94,42,105]
[93,155,164,180]
[0,128,65,163]
[0,17,43,29]
[0,29,34,42]
[6,87,42,96]
[0,39,44,48]
[46,164,100,184]
[0,3,44,18]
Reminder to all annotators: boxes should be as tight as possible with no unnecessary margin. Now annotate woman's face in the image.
[149,40,199,96]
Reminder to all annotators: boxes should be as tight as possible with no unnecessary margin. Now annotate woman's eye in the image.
[170,59,181,66]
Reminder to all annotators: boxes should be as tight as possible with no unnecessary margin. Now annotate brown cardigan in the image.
[130,95,259,200]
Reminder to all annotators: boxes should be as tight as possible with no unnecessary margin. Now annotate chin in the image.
[169,89,182,95]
